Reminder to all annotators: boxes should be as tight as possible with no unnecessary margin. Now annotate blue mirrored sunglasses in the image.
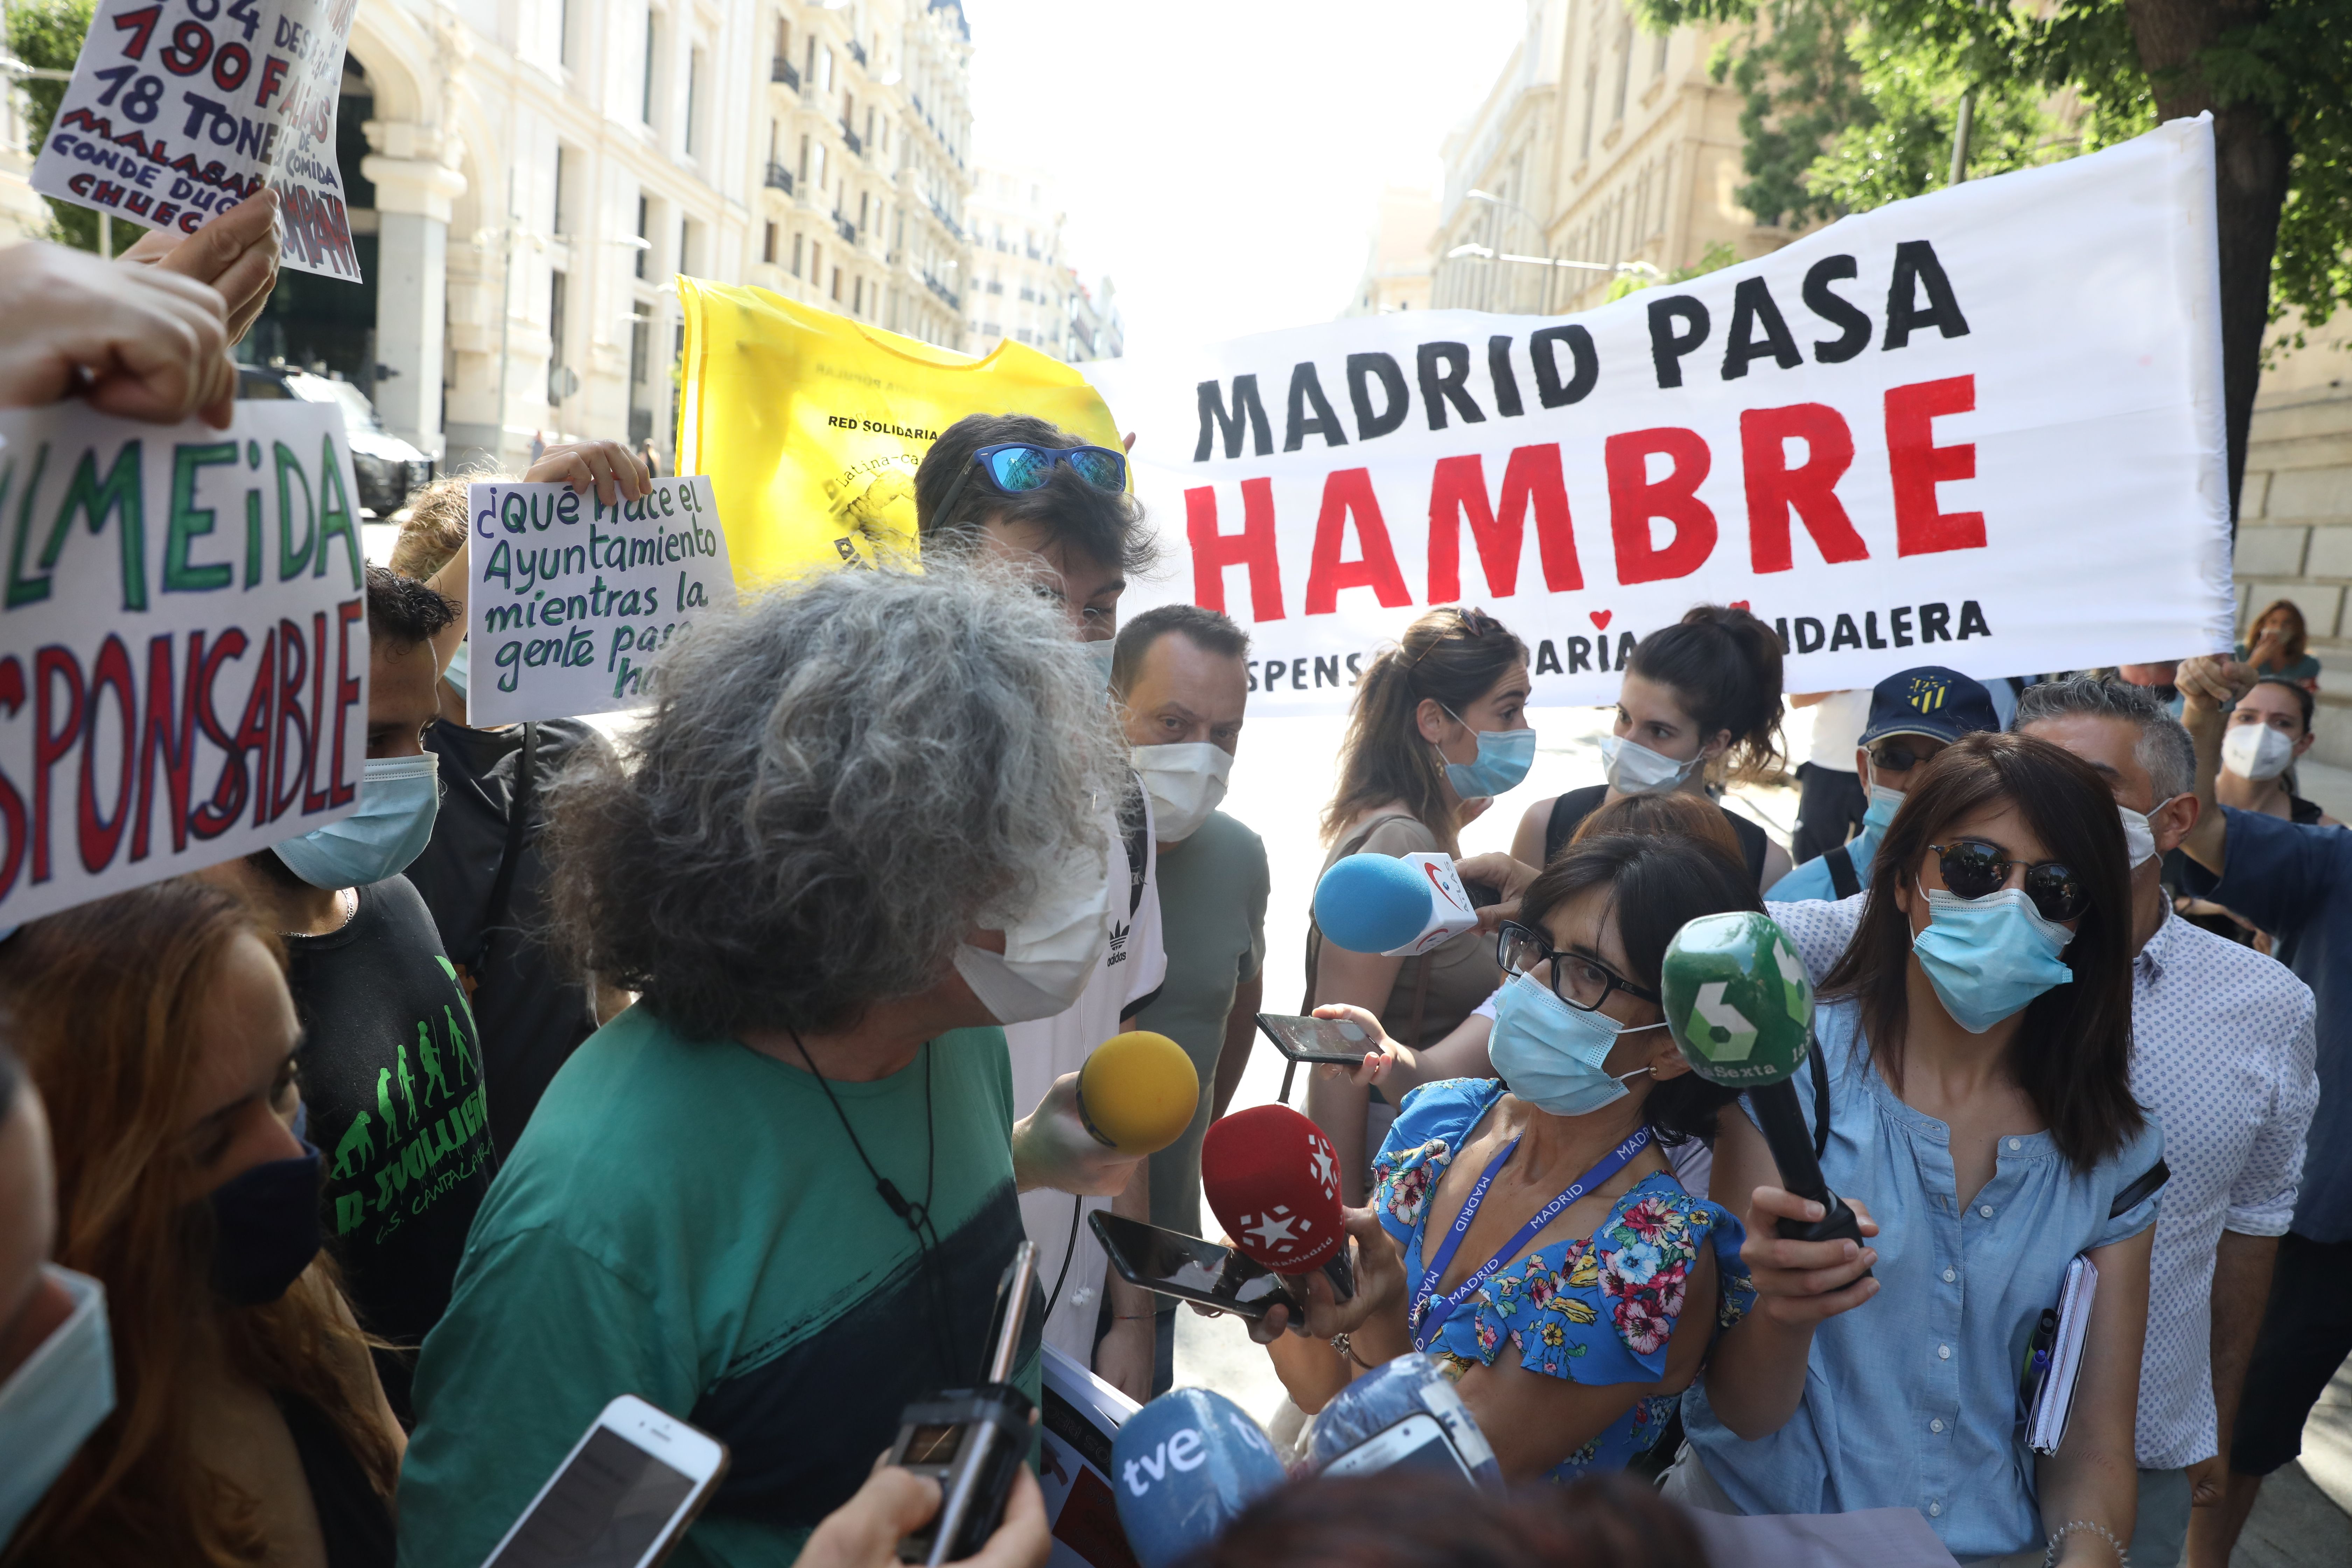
[972,442,1128,495]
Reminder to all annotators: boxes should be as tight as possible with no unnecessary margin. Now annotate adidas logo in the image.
[1107,920,1130,964]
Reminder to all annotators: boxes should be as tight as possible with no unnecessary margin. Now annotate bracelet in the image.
[1330,1333,1375,1370]
[1116,1313,1155,1321]
[2043,1520,2128,1567]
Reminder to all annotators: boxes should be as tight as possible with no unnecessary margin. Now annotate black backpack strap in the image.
[472,721,538,975]
[1825,843,1861,901]
[2110,1159,2169,1219]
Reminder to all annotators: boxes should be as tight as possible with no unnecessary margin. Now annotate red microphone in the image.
[1202,1105,1355,1299]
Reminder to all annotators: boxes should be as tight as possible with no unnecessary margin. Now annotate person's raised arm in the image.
[2176,654,2254,876]
[0,241,236,426]
[119,188,280,344]
[2034,1225,2152,1565]
[1306,944,1404,1205]
[1210,972,1262,1122]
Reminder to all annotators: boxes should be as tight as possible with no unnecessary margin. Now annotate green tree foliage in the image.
[6,0,98,251]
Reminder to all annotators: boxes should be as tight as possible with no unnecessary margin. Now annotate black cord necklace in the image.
[788,1030,960,1375]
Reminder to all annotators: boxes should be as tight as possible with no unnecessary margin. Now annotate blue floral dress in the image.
[1371,1078,1756,1482]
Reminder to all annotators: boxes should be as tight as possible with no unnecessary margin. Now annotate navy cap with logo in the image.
[1862,666,2002,746]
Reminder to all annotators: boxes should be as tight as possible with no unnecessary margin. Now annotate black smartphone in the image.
[1256,1012,1375,1068]
[1090,1211,1300,1322]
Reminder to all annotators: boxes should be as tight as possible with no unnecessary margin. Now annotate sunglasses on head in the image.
[932,442,1128,529]
[1927,840,2091,923]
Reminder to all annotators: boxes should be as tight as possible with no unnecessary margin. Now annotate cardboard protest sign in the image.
[465,477,738,724]
[674,284,1123,586]
[0,401,368,926]
[31,0,362,280]
[1090,118,2235,714]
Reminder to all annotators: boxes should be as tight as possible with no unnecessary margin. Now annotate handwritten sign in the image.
[31,0,362,280]
[0,401,369,925]
[466,477,738,724]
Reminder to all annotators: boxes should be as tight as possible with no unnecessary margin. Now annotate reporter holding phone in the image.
[397,566,1137,1568]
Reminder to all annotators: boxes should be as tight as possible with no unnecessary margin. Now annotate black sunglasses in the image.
[1496,920,1660,1012]
[1926,840,2091,923]
[1869,741,1940,772]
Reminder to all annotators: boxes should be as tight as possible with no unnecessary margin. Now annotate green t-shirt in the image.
[1137,810,1269,1239]
[396,1008,1036,1568]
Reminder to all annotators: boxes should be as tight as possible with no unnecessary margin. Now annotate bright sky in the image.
[962,0,1527,357]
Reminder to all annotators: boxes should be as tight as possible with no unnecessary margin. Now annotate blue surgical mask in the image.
[1085,640,1116,688]
[443,638,470,700]
[271,754,441,890]
[0,1265,114,1548]
[209,1141,324,1307]
[1862,779,1904,832]
[1488,974,1659,1116]
[1439,708,1536,799]
[1911,885,2074,1033]
[1599,734,1697,796]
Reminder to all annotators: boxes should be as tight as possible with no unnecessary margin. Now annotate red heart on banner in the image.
[1730,600,1751,611]
[1589,610,1613,630]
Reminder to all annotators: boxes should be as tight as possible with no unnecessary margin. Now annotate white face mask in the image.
[2117,797,2179,868]
[1599,734,1698,796]
[954,805,1117,1024]
[1132,742,1233,844]
[0,1266,114,1546]
[2221,722,2294,782]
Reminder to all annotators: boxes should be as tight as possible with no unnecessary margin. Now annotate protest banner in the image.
[0,401,367,926]
[1090,117,2235,714]
[675,284,1123,585]
[31,0,363,280]
[465,475,738,725]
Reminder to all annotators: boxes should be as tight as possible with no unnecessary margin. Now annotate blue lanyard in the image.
[1409,1126,1653,1345]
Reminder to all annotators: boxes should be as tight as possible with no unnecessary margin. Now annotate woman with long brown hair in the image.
[1681,733,2162,1565]
[0,879,402,1568]
[1308,605,1533,1200]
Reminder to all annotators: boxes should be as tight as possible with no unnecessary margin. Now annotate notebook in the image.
[2022,1254,2099,1455]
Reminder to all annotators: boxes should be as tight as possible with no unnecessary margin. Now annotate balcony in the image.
[771,57,799,90]
[927,198,963,241]
[834,214,858,245]
[924,273,960,310]
[847,38,867,68]
[842,123,863,157]
[765,162,794,194]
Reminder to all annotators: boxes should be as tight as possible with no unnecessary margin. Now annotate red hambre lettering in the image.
[1304,468,1411,616]
[1426,443,1582,603]
[1886,375,1985,555]
[1741,403,1867,573]
[1605,428,1718,585]
[1184,480,1285,622]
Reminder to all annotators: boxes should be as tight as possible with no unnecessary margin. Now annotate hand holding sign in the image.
[120,188,283,344]
[0,240,236,426]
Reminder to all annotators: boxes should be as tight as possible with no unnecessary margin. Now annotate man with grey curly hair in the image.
[396,562,1148,1568]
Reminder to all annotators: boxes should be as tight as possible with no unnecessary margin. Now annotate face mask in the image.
[271,753,441,889]
[1133,742,1232,843]
[2221,722,2293,782]
[1438,710,1536,799]
[208,1141,323,1307]
[443,638,469,700]
[1084,640,1116,689]
[954,806,1116,1024]
[1911,886,2074,1034]
[2117,797,2178,868]
[1599,734,1697,797]
[1488,973,1660,1117]
[1862,779,1905,833]
[0,1266,113,1547]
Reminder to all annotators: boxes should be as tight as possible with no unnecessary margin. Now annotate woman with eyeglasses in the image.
[1308,606,1535,1203]
[1679,733,2163,1567]
[1511,605,1790,891]
[1250,834,1759,1480]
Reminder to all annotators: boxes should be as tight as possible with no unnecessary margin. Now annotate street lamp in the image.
[1447,242,1660,311]
[1465,188,1552,312]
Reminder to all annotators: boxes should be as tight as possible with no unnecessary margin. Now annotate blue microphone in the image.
[1306,1352,1502,1489]
[1313,852,1484,957]
[1110,1388,1287,1568]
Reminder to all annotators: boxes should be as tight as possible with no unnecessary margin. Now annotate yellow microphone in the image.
[1074,1032,1200,1156]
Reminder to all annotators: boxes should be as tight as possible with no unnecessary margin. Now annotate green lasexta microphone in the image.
[1661,911,1869,1259]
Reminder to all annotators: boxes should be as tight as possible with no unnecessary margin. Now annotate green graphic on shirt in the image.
[327,964,496,1242]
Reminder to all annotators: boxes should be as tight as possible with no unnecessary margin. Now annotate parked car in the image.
[237,364,435,518]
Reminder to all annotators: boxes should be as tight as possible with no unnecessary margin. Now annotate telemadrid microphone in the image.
[1201,1104,1354,1301]
[1074,1031,1200,1157]
[1305,1351,1502,1489]
[1312,852,1481,957]
[1659,911,1868,1259]
[1110,1388,1287,1568]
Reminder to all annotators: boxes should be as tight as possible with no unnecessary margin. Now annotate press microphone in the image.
[1660,911,1868,1259]
[1306,1351,1502,1489]
[1313,852,1482,957]
[1201,1104,1354,1301]
[1110,1388,1287,1568]
[1075,1031,1200,1157]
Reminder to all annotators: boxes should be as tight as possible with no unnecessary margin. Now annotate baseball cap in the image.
[1861,666,2002,746]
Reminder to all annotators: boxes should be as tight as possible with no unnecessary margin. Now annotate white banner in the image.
[0,401,367,924]
[466,477,737,725]
[1092,118,2234,714]
[32,0,362,281]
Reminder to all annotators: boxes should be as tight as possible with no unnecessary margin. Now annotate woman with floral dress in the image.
[1253,833,1759,1482]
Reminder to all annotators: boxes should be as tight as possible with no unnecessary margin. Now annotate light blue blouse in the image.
[1681,999,2164,1560]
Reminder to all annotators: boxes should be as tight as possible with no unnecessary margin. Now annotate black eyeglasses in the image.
[1927,840,2091,923]
[1496,920,1660,1012]
[1869,741,1941,772]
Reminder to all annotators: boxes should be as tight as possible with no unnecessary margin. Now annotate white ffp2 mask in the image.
[1132,743,1232,843]
[2221,723,2294,782]
[954,805,1117,1024]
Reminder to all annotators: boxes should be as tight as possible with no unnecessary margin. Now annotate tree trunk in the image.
[2122,0,2295,525]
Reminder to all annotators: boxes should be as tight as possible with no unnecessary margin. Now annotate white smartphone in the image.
[480,1394,730,1568]
[1318,1413,1477,1484]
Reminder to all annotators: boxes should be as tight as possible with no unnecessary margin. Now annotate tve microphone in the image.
[1110,1388,1286,1568]
[1306,1351,1502,1489]
[1313,852,1481,957]
[1075,1031,1200,1156]
[1660,911,1868,1260]
[1201,1105,1354,1300]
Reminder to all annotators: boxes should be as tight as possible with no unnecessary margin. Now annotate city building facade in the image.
[963,163,1118,363]
[1343,184,1439,316]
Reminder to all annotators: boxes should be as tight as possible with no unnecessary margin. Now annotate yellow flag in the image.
[675,281,1124,587]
